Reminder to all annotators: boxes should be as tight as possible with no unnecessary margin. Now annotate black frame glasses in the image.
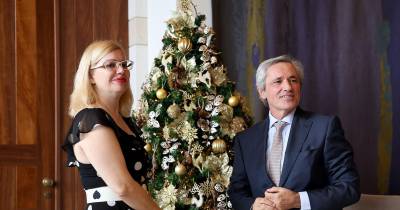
[90,60,134,71]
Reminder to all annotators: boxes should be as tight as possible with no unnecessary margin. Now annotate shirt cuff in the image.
[299,191,311,210]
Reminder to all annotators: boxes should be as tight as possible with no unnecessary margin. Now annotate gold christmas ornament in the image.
[212,138,227,154]
[156,88,168,100]
[177,37,192,54]
[167,103,181,118]
[175,163,187,176]
[144,143,152,152]
[228,95,240,107]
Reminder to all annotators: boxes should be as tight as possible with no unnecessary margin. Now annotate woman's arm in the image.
[75,125,160,210]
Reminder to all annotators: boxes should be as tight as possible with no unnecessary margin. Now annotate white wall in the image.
[128,0,149,109]
[128,0,212,110]
[147,0,178,72]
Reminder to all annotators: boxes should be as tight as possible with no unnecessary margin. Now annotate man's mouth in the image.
[279,95,294,99]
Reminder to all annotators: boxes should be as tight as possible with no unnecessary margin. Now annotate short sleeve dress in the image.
[62,108,149,210]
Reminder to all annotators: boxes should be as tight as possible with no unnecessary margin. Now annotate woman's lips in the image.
[112,77,127,83]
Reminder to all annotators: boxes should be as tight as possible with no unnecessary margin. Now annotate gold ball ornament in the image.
[228,95,240,107]
[167,103,181,118]
[212,138,227,154]
[177,37,192,54]
[144,143,152,152]
[174,163,187,176]
[156,88,168,100]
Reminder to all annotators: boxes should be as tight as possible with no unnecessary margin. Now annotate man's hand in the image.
[264,187,301,210]
[252,197,277,210]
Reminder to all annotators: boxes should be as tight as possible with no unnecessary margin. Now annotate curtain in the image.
[213,0,399,194]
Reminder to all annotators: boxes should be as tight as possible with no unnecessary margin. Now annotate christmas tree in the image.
[135,3,253,209]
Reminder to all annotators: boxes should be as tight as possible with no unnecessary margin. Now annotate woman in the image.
[62,40,160,210]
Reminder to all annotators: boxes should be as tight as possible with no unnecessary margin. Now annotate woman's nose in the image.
[115,63,125,74]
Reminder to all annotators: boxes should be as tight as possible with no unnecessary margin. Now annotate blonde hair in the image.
[68,40,133,117]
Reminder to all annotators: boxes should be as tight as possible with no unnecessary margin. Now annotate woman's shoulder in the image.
[73,108,113,133]
[75,107,108,118]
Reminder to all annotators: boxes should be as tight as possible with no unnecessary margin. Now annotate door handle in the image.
[42,177,55,187]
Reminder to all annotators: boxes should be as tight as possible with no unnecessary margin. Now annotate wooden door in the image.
[57,0,128,209]
[0,0,55,210]
[0,0,128,209]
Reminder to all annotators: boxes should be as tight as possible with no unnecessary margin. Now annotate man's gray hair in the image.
[255,55,304,91]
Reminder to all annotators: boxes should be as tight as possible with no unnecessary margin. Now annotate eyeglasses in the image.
[90,60,134,71]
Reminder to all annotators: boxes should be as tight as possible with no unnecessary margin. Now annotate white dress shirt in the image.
[267,110,311,210]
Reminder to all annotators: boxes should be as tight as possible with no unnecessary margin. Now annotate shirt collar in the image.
[269,109,296,128]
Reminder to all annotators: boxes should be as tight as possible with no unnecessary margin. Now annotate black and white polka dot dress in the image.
[62,108,149,210]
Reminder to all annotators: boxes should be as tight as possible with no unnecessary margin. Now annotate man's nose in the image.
[282,79,293,90]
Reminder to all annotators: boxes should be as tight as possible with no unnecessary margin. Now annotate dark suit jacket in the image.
[228,108,360,210]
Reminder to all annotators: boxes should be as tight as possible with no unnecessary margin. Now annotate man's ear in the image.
[257,87,266,99]
[257,87,269,106]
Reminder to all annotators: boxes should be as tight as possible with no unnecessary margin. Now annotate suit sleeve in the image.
[307,116,360,209]
[228,134,255,210]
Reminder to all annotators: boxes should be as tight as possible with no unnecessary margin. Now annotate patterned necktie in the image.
[268,121,287,186]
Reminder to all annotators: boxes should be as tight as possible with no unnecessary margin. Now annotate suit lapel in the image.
[279,109,312,186]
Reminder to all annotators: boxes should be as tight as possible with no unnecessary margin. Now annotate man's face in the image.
[258,62,301,118]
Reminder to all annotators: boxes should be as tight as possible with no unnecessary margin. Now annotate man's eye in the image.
[273,80,282,84]
[290,79,298,83]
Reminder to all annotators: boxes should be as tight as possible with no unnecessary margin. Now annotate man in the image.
[228,55,360,210]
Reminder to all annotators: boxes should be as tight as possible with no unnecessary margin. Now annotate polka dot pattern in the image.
[107,201,116,206]
[134,161,143,171]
